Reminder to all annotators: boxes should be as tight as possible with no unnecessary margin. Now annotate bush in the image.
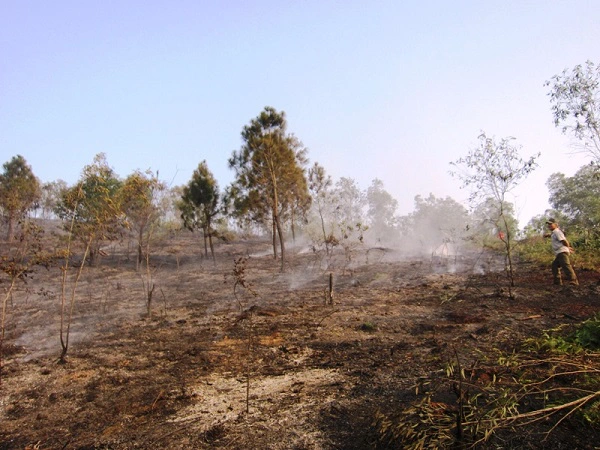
[518,234,600,270]
[575,315,600,350]
[359,322,377,332]
[516,236,553,265]
[525,315,600,353]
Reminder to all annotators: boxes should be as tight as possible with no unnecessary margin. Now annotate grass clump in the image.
[575,314,600,350]
[359,322,377,332]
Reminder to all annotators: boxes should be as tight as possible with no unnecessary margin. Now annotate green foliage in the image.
[546,60,600,161]
[121,171,163,224]
[547,164,600,234]
[575,315,600,350]
[516,235,554,265]
[0,155,42,241]
[39,179,68,220]
[178,161,221,261]
[523,210,569,237]
[332,177,365,228]
[54,153,124,265]
[0,221,52,282]
[121,170,165,265]
[526,329,579,354]
[307,162,335,255]
[515,319,600,431]
[470,197,519,242]
[365,178,399,244]
[179,161,220,232]
[375,380,522,449]
[525,316,600,353]
[377,317,600,448]
[331,178,368,261]
[406,193,470,253]
[228,106,310,266]
[359,322,377,332]
[521,162,600,270]
[450,133,539,206]
[518,225,600,270]
[451,132,539,287]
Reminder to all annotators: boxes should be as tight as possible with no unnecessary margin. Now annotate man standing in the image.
[546,218,578,286]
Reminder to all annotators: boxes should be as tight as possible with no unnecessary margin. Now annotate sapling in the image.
[0,222,48,383]
[58,186,92,363]
[230,256,259,413]
[451,132,539,292]
[324,272,334,305]
[59,235,91,363]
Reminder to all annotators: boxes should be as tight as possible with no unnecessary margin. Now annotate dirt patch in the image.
[1,236,599,449]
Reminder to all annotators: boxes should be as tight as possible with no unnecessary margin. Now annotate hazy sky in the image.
[1,1,597,226]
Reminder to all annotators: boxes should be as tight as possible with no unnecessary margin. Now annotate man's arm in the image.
[561,238,575,252]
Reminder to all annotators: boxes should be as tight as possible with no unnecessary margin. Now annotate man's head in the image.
[546,218,558,230]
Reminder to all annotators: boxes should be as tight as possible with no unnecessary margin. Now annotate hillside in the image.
[1,233,599,449]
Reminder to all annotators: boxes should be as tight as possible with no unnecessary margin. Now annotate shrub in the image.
[575,315,600,350]
[359,322,377,332]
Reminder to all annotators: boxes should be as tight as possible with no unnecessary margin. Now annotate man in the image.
[546,218,578,286]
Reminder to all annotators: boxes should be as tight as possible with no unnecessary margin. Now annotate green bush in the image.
[359,322,377,332]
[518,234,600,270]
[575,315,600,350]
[516,236,553,265]
[525,315,600,353]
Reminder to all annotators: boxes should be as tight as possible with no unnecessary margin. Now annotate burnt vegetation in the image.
[2,82,600,449]
[0,228,599,450]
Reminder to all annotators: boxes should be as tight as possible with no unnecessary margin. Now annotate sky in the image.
[1,1,598,227]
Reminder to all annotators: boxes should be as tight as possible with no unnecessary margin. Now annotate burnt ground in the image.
[0,233,599,449]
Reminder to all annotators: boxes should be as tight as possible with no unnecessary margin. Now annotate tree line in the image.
[1,61,600,270]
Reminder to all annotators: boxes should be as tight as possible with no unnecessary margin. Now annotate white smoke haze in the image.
[2,177,512,364]
[4,265,155,361]
[302,177,495,264]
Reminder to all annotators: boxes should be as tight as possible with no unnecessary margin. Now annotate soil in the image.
[0,233,599,449]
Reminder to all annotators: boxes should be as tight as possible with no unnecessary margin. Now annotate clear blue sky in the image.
[1,1,598,226]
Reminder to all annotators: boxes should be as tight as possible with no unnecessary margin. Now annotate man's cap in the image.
[546,218,557,225]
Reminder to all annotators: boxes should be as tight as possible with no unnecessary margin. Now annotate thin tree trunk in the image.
[272,218,278,259]
[60,236,92,363]
[6,213,15,242]
[203,226,209,258]
[275,215,286,271]
[499,210,515,292]
[291,208,296,245]
[1,278,18,385]
[318,203,329,256]
[137,227,144,267]
[208,231,216,265]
